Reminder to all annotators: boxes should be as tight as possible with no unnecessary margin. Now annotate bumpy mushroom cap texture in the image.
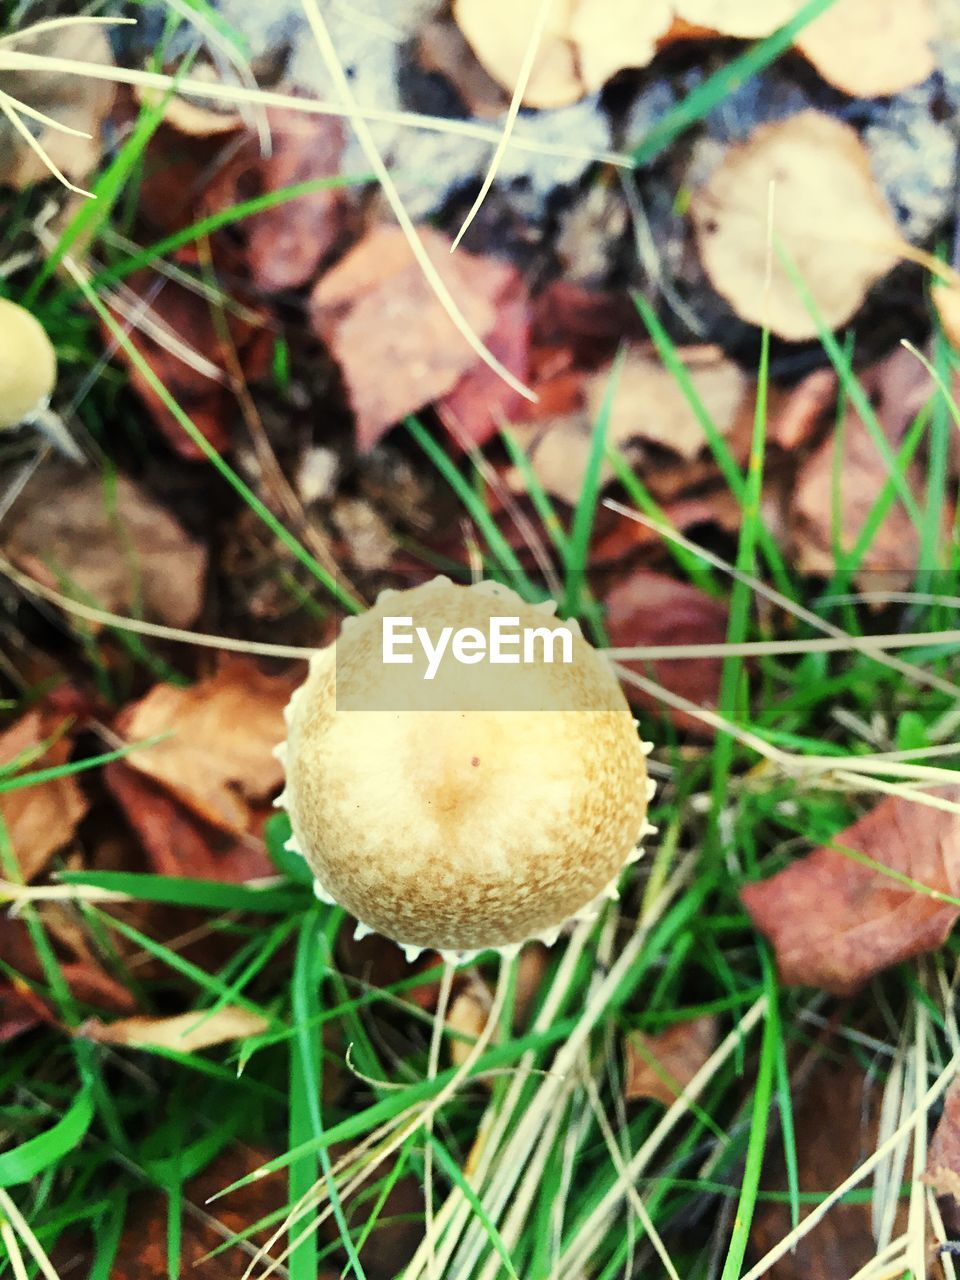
[0,299,57,430]
[279,578,652,958]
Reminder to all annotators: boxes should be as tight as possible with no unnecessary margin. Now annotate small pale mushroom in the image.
[277,578,654,959]
[0,298,81,460]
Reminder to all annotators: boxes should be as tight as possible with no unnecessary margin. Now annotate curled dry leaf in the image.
[82,1006,268,1053]
[741,788,960,994]
[0,22,116,190]
[200,107,348,294]
[926,1079,960,1234]
[453,0,672,108]
[794,0,936,98]
[690,112,903,341]
[0,710,88,881]
[3,460,207,629]
[624,1015,716,1105]
[605,570,729,737]
[116,656,301,834]
[790,413,923,593]
[310,225,518,451]
[672,0,804,37]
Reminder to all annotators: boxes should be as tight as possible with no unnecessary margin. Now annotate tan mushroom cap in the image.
[280,578,652,957]
[0,299,57,430]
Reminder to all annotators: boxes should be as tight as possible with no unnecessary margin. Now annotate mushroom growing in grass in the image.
[277,576,655,961]
[0,298,82,461]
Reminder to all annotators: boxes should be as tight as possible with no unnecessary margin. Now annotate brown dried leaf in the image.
[0,23,116,190]
[587,346,748,461]
[116,656,300,833]
[452,0,672,108]
[438,289,532,448]
[691,112,903,340]
[111,272,272,459]
[790,413,922,592]
[741,789,960,994]
[750,1058,891,1279]
[934,280,960,352]
[82,1005,268,1052]
[105,762,274,882]
[926,1079,960,1234]
[673,0,804,37]
[4,460,207,629]
[0,710,88,881]
[795,0,936,97]
[311,225,517,451]
[447,975,494,1070]
[201,107,347,293]
[605,570,729,737]
[624,1015,716,1105]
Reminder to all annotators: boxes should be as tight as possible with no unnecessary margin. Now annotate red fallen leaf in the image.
[310,224,518,451]
[531,281,645,369]
[0,709,89,882]
[624,1015,717,1105]
[438,289,531,448]
[605,570,729,737]
[107,270,272,459]
[742,789,960,994]
[105,762,274,882]
[0,978,52,1042]
[926,1078,960,1234]
[766,367,838,451]
[200,107,348,294]
[114,656,301,834]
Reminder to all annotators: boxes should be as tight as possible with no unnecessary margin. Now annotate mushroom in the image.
[277,577,654,960]
[0,298,82,460]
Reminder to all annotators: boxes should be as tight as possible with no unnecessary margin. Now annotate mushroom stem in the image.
[28,406,84,463]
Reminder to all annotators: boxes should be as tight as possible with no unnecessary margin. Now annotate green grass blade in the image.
[0,1084,94,1187]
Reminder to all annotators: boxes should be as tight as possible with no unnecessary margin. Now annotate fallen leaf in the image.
[200,107,348,293]
[105,762,274,882]
[673,0,804,37]
[135,62,243,136]
[690,112,903,340]
[766,367,837,451]
[0,913,136,1021]
[0,710,88,881]
[750,1058,892,1278]
[934,280,960,352]
[927,1079,960,1234]
[438,288,532,448]
[310,225,518,451]
[82,1005,268,1053]
[794,0,936,98]
[586,346,749,461]
[111,271,272,458]
[105,1145,310,1280]
[624,1015,716,1105]
[0,977,53,1043]
[4,460,207,628]
[605,570,729,737]
[418,17,511,119]
[0,22,116,190]
[116,657,300,833]
[447,974,494,1070]
[741,788,960,994]
[509,348,748,506]
[790,412,923,592]
[453,0,672,108]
